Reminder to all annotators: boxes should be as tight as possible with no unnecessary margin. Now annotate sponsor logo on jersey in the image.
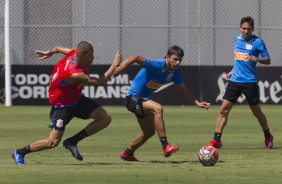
[234,52,249,61]
[146,80,162,89]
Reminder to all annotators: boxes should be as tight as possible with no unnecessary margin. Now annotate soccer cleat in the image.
[12,150,25,165]
[208,139,223,149]
[264,135,273,149]
[163,144,179,157]
[63,138,83,161]
[120,151,139,161]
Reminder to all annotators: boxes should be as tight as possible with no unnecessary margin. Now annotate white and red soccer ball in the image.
[198,146,219,166]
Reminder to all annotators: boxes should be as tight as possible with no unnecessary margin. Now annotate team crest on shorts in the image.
[56,119,64,128]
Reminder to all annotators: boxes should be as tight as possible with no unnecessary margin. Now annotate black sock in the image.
[125,148,134,156]
[17,145,32,156]
[160,136,168,150]
[68,129,89,144]
[213,132,222,142]
[263,129,271,137]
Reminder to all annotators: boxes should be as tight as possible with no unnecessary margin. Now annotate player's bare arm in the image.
[66,72,107,86]
[226,69,233,80]
[249,55,271,65]
[34,46,72,60]
[113,55,145,76]
[96,51,122,84]
[67,51,121,86]
[176,83,210,109]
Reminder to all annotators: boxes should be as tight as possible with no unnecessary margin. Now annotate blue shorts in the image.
[49,95,101,131]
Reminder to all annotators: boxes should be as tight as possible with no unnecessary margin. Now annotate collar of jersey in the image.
[73,57,77,64]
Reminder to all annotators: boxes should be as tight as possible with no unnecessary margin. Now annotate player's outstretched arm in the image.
[68,51,122,86]
[249,55,271,65]
[97,51,122,85]
[112,54,145,76]
[34,46,72,60]
[177,83,210,109]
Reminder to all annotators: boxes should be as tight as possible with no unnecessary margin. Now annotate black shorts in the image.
[223,81,260,105]
[49,95,101,131]
[124,95,148,119]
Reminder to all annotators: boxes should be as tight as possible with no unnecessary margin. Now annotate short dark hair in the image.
[77,41,94,55]
[167,45,184,58]
[240,16,254,28]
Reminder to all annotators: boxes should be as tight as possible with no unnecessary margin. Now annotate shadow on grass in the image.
[29,159,226,166]
[220,147,279,150]
[149,160,192,164]
[64,162,138,166]
[63,160,195,166]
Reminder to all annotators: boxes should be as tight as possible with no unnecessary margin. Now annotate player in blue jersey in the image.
[208,16,273,149]
[113,45,211,161]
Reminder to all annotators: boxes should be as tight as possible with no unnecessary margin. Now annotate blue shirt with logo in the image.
[230,33,269,83]
[127,58,184,98]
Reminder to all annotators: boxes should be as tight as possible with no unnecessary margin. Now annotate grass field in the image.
[0,105,281,184]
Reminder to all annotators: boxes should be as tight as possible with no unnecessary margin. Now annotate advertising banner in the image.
[0,65,281,105]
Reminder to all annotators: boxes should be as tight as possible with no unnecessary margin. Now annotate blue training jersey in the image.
[127,58,184,98]
[230,33,269,83]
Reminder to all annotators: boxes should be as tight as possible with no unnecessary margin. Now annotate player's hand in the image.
[196,101,211,110]
[111,51,122,77]
[34,50,53,60]
[112,66,123,77]
[113,51,122,66]
[249,55,258,62]
[225,71,232,80]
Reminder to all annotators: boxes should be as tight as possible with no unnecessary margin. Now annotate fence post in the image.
[5,0,12,106]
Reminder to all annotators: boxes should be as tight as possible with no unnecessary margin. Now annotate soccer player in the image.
[113,45,211,161]
[208,16,273,149]
[12,41,121,164]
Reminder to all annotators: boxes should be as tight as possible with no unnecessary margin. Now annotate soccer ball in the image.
[198,146,219,166]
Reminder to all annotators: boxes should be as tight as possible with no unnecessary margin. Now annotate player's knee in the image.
[153,104,163,115]
[46,138,60,149]
[101,114,112,128]
[219,108,229,117]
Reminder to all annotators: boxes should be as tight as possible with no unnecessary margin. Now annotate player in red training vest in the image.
[12,41,121,164]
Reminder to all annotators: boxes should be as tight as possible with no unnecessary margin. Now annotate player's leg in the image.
[63,96,110,160]
[249,104,269,130]
[120,115,155,161]
[129,115,155,151]
[142,100,179,157]
[120,95,150,161]
[64,107,111,144]
[12,106,70,165]
[84,107,111,135]
[249,104,273,149]
[215,99,234,133]
[142,100,165,137]
[209,81,240,148]
[30,129,64,151]
[244,83,273,149]
[12,129,64,165]
[209,99,233,148]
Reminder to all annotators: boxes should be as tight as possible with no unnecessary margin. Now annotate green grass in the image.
[0,105,281,184]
